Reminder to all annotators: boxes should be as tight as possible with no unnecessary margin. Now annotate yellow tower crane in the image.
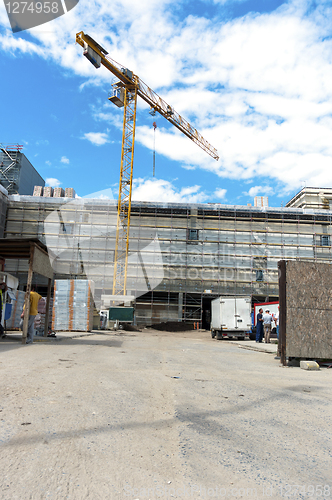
[76,31,219,299]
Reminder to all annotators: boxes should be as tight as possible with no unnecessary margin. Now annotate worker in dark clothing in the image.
[256,307,264,343]
[0,281,8,338]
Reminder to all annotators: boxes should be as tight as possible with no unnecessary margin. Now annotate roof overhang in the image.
[0,238,53,279]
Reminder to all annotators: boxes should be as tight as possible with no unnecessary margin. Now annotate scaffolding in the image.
[4,196,332,325]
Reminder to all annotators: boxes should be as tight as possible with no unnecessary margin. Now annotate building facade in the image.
[4,191,332,327]
[286,187,332,210]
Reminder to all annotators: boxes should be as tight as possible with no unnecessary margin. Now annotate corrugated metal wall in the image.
[0,151,44,195]
[0,187,8,238]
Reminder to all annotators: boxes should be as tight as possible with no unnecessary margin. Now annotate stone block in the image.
[300,360,320,370]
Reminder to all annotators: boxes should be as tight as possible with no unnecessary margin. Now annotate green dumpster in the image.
[109,307,134,322]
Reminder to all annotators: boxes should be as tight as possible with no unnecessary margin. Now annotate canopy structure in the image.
[0,239,53,343]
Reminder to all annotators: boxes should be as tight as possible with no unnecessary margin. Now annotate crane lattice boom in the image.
[76,31,219,160]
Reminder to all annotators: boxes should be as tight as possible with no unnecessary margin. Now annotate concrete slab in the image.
[2,330,100,343]
[227,339,278,354]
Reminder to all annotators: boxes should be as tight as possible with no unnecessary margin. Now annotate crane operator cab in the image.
[109,84,125,108]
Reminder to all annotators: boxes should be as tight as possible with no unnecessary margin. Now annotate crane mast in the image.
[76,31,219,298]
[113,85,137,298]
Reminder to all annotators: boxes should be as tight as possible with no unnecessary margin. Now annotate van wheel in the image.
[211,330,216,339]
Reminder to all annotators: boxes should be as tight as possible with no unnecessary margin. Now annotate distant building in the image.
[0,146,45,196]
[286,187,332,210]
[254,196,269,208]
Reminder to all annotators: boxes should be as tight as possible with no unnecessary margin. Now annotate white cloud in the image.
[95,113,122,129]
[45,160,51,166]
[136,125,213,168]
[82,132,109,146]
[83,188,115,200]
[245,185,274,198]
[45,177,61,187]
[60,156,70,164]
[214,188,227,200]
[1,0,332,193]
[132,178,208,203]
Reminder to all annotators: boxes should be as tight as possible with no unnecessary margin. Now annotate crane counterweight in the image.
[83,44,101,68]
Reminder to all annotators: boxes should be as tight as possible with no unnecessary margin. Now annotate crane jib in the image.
[76,31,218,161]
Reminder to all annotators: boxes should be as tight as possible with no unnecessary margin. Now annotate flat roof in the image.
[7,194,332,218]
[0,238,48,259]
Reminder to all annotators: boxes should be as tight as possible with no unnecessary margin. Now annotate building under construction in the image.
[3,187,332,327]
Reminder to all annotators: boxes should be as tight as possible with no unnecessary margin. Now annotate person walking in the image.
[263,309,273,343]
[256,308,264,343]
[23,286,42,344]
[275,305,281,358]
[275,306,279,339]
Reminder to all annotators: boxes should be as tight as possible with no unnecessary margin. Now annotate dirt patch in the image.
[148,321,195,332]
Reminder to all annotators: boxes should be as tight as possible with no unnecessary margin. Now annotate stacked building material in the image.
[52,280,94,331]
[65,187,76,198]
[43,186,53,197]
[53,187,65,198]
[72,280,94,331]
[52,280,71,331]
[5,290,25,329]
[33,186,43,196]
[36,297,53,334]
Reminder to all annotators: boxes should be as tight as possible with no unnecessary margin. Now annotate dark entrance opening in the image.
[202,296,215,330]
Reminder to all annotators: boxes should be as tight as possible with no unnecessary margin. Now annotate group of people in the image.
[256,307,279,343]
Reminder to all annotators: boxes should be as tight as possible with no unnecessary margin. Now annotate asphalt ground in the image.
[0,329,331,500]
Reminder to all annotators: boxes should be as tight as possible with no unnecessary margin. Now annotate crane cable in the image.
[153,121,157,177]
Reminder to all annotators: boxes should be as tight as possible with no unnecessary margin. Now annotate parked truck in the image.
[211,296,251,340]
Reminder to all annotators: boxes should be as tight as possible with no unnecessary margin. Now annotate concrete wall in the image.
[285,260,332,358]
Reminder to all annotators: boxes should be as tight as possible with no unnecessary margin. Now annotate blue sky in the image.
[1,0,332,207]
